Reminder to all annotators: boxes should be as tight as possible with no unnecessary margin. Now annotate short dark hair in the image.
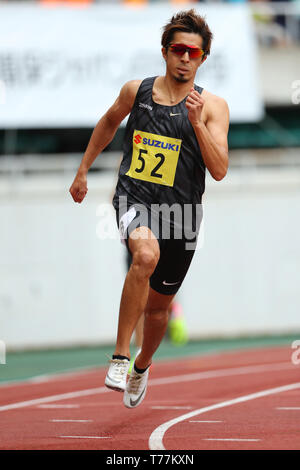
[161,9,213,58]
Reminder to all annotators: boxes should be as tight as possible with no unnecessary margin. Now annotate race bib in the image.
[126,130,182,187]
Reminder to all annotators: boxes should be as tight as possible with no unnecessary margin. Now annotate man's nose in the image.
[181,51,190,62]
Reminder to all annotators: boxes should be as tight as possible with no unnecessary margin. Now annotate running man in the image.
[69,9,229,408]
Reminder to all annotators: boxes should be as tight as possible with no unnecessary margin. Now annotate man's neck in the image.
[162,74,195,102]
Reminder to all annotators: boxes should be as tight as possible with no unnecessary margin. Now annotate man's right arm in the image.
[69,79,141,203]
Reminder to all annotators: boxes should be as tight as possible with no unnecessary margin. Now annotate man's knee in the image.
[132,247,159,279]
[145,308,169,326]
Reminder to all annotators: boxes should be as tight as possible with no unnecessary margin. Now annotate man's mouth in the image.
[177,68,189,74]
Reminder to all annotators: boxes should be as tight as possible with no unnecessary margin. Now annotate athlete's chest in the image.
[135,101,190,137]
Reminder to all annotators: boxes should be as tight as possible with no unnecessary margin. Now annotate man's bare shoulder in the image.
[106,79,143,125]
[122,79,143,92]
[202,89,228,109]
[201,89,229,123]
[120,79,143,106]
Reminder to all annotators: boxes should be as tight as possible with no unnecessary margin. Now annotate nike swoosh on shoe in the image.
[129,386,147,407]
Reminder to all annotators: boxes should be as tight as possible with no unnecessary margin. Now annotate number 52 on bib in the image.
[126,130,182,187]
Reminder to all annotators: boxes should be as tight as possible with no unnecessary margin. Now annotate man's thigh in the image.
[128,226,160,262]
[116,203,161,259]
[149,237,197,295]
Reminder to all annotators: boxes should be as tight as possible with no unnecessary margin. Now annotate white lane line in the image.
[0,387,110,412]
[189,420,223,423]
[203,438,260,442]
[148,362,293,387]
[0,365,101,388]
[60,436,111,439]
[276,407,300,410]
[50,419,93,423]
[0,361,294,413]
[149,382,300,450]
[38,404,80,409]
[151,406,193,410]
[0,359,293,390]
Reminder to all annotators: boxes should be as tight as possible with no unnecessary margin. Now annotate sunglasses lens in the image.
[189,48,203,59]
[170,44,203,59]
[170,45,186,56]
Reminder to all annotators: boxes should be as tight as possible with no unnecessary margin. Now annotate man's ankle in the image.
[112,354,130,361]
[135,355,151,371]
[113,350,130,359]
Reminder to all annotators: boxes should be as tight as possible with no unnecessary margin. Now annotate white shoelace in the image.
[109,359,129,381]
[128,371,144,394]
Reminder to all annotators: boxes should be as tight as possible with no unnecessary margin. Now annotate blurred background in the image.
[0,0,299,380]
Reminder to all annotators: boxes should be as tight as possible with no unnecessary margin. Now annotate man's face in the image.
[162,31,207,83]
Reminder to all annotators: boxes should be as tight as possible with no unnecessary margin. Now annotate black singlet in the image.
[113,76,206,220]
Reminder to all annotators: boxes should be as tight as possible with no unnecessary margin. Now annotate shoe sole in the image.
[105,382,125,393]
[105,375,126,393]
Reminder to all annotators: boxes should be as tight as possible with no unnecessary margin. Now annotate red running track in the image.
[0,345,299,450]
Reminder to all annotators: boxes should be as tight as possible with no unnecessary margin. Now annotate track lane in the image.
[0,346,299,450]
[151,383,300,450]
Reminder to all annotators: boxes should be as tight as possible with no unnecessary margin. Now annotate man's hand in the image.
[185,88,205,127]
[69,171,88,203]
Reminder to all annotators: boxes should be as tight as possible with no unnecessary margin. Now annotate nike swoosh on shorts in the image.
[162,280,181,285]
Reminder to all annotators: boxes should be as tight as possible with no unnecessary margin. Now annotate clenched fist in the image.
[69,172,88,203]
[186,88,205,127]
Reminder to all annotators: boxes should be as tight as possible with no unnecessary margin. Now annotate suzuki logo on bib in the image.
[134,134,142,145]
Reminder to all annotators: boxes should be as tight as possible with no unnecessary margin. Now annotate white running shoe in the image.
[123,364,150,408]
[105,358,130,392]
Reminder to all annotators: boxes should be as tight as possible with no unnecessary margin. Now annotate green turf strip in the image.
[0,333,299,385]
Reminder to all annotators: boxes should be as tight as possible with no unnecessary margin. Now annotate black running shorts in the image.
[116,202,201,295]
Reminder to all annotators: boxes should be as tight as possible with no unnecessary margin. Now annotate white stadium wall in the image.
[1,164,300,350]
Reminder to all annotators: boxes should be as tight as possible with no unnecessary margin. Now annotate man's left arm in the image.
[186,90,229,181]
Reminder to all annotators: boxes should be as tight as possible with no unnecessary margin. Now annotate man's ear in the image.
[162,46,167,61]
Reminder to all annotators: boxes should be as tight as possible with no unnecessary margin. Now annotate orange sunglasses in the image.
[168,43,205,59]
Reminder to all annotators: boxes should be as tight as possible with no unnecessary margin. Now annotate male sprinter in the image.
[69,9,229,408]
